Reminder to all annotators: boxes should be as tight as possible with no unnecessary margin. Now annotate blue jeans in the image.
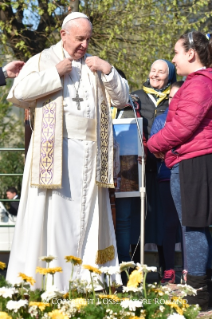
[115,198,132,262]
[171,164,212,275]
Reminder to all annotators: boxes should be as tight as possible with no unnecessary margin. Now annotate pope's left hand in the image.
[85,56,112,74]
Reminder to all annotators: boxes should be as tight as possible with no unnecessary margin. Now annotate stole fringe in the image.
[95,245,115,264]
[96,181,115,189]
[30,183,62,189]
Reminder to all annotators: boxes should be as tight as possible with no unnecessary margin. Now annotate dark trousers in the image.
[158,181,181,270]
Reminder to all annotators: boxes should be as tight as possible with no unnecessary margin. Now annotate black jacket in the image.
[131,87,169,172]
[0,68,6,86]
[8,196,19,216]
[131,89,169,141]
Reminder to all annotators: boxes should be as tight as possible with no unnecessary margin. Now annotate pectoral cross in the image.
[72,92,84,110]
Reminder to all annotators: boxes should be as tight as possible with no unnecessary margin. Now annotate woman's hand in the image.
[153,152,164,159]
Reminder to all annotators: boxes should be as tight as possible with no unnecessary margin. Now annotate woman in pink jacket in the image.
[148,31,212,310]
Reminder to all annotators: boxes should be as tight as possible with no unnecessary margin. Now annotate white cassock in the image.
[6,47,129,291]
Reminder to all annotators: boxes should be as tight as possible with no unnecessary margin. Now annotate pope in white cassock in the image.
[6,12,129,290]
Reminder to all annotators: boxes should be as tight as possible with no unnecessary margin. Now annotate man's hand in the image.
[56,58,72,77]
[5,61,25,78]
[138,155,147,165]
[86,56,112,74]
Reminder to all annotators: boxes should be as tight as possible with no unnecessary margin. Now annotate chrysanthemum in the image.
[99,266,120,275]
[167,314,186,319]
[18,273,36,285]
[136,263,157,273]
[39,255,56,263]
[98,294,120,302]
[0,312,12,319]
[83,265,101,275]
[71,298,87,309]
[165,301,184,316]
[127,270,143,287]
[46,267,63,274]
[6,300,28,312]
[36,267,48,275]
[29,302,50,311]
[65,256,82,265]
[0,262,6,270]
[119,261,135,272]
[48,310,69,319]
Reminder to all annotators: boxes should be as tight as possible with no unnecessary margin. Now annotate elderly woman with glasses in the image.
[119,60,179,277]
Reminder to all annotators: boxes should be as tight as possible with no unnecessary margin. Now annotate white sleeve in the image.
[14,66,62,102]
[101,67,129,108]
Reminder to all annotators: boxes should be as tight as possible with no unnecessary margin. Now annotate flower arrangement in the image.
[0,255,201,319]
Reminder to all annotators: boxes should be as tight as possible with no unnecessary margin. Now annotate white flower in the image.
[120,300,143,311]
[41,285,63,302]
[122,286,143,293]
[136,263,157,273]
[167,314,186,319]
[148,284,156,288]
[159,305,165,312]
[100,266,120,275]
[119,261,135,272]
[6,300,28,312]
[0,287,17,298]
[29,306,39,317]
[176,284,197,297]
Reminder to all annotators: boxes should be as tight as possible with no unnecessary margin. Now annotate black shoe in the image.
[185,273,209,311]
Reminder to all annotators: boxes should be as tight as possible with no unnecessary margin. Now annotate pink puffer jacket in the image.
[147,68,212,168]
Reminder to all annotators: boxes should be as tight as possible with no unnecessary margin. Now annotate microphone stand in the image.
[129,95,146,265]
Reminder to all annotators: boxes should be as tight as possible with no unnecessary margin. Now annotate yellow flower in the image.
[165,301,183,316]
[36,267,48,275]
[0,312,12,319]
[83,265,101,275]
[63,292,69,299]
[0,262,6,270]
[46,267,63,274]
[18,273,36,285]
[151,288,164,295]
[98,294,120,302]
[29,302,50,311]
[127,270,143,287]
[48,310,69,319]
[71,298,87,309]
[65,256,82,265]
[171,296,189,308]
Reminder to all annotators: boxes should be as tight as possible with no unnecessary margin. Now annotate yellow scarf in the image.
[143,85,170,106]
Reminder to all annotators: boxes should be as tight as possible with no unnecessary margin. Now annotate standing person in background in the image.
[130,60,176,275]
[6,187,19,217]
[0,61,25,86]
[148,31,212,310]
[149,81,183,284]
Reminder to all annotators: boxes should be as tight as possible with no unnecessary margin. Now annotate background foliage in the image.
[0,0,212,196]
[1,0,212,86]
[0,73,24,199]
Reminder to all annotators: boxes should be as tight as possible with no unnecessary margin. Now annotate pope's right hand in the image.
[56,58,72,77]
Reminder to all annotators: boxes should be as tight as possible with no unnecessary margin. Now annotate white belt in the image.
[63,114,96,141]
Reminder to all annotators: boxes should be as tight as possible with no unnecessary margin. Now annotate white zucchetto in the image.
[62,12,89,28]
